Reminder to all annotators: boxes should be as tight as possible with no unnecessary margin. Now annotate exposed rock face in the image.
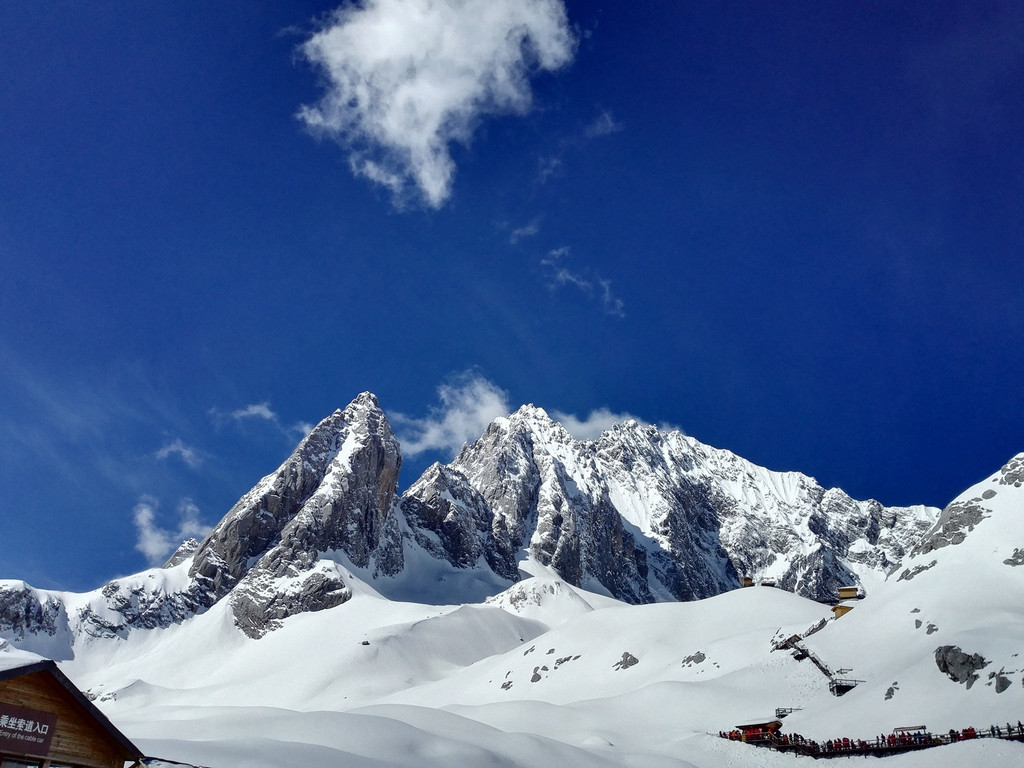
[911,499,991,557]
[613,651,639,670]
[897,560,938,582]
[402,410,654,601]
[1,571,212,658]
[189,401,380,604]
[935,645,989,689]
[163,538,200,569]
[0,584,66,640]
[1004,549,1024,567]
[989,670,1013,693]
[224,393,404,637]
[998,454,1024,487]
[402,406,937,603]
[399,464,505,573]
[2,393,406,645]
[76,579,206,640]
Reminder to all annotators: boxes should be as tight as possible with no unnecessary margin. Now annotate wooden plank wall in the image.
[0,672,124,768]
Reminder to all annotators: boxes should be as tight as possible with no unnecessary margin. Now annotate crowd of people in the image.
[718,720,1024,756]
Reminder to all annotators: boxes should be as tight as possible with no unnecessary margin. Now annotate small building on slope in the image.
[0,657,143,768]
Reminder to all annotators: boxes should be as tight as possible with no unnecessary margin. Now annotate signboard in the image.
[0,702,57,756]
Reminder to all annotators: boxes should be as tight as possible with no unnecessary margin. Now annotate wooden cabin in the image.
[832,603,855,619]
[0,658,143,768]
[837,586,861,601]
[740,576,754,588]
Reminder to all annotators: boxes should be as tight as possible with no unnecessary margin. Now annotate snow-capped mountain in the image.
[403,403,936,604]
[1,394,1021,768]
[1,392,937,649]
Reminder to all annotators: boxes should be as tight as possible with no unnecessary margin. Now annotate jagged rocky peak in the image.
[163,538,200,568]
[188,406,353,599]
[188,392,403,633]
[462,404,567,452]
[447,403,937,603]
[399,463,494,568]
[226,393,404,637]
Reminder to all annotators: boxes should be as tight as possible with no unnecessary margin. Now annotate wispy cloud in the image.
[537,155,564,184]
[231,402,278,421]
[0,353,203,495]
[596,278,625,318]
[532,109,621,185]
[540,246,626,318]
[155,438,201,468]
[584,109,623,138]
[390,373,511,457]
[509,219,541,244]
[210,401,311,442]
[298,0,577,208]
[551,407,682,440]
[133,496,211,567]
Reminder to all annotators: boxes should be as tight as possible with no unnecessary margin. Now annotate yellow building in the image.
[832,603,855,619]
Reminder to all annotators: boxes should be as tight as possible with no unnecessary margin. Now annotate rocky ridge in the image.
[398,405,936,604]
[2,393,943,647]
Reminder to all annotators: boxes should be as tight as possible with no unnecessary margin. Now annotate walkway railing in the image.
[720,722,1024,758]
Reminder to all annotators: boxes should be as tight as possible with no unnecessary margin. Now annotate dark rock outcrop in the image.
[0,585,66,640]
[935,645,989,689]
[912,499,991,557]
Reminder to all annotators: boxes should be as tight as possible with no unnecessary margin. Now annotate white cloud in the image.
[551,408,684,440]
[390,374,511,456]
[540,247,626,318]
[298,0,576,208]
[155,438,200,468]
[133,496,211,567]
[585,109,623,138]
[231,402,278,421]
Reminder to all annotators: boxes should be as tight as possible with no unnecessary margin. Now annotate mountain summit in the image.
[190,392,405,636]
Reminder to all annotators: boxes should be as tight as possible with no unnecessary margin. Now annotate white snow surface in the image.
[4,455,1024,767]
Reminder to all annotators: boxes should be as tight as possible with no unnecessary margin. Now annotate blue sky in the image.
[2,1,1022,590]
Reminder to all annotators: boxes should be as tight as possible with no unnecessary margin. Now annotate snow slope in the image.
[45,564,1024,767]
[83,453,1024,766]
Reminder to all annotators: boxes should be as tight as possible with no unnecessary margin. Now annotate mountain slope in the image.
[790,452,1024,735]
